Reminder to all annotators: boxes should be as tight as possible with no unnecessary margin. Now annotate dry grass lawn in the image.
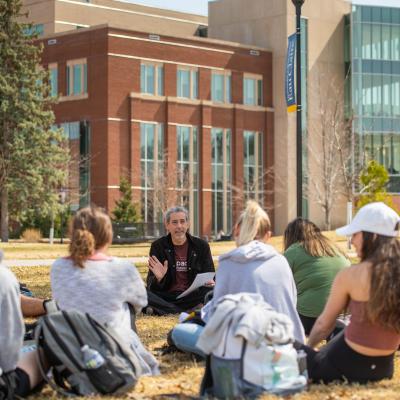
[11,260,400,400]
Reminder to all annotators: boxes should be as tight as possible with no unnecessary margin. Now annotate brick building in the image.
[39,25,274,238]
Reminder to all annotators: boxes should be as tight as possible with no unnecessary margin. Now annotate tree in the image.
[356,160,397,211]
[112,176,141,223]
[0,0,70,241]
[307,67,354,230]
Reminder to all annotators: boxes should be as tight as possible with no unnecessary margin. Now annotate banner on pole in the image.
[285,33,297,113]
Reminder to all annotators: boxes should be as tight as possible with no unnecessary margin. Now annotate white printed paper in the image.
[176,272,215,299]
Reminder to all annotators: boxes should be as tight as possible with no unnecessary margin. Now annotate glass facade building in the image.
[351,4,400,192]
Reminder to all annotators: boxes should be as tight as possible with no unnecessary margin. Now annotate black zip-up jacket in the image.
[146,233,215,292]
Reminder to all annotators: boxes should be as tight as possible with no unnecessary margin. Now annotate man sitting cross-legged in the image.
[146,206,215,315]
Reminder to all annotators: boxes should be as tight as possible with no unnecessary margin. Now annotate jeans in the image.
[171,323,205,357]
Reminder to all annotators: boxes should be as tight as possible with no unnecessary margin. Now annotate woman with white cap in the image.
[299,202,400,383]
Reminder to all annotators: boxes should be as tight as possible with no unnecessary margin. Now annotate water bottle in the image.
[297,350,308,380]
[81,344,105,369]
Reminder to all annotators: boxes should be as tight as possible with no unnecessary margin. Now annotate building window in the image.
[243,131,263,203]
[177,125,199,234]
[211,71,231,103]
[211,128,232,236]
[59,121,90,210]
[24,24,44,37]
[177,67,198,99]
[66,59,87,96]
[243,75,263,106]
[140,123,164,223]
[141,63,163,96]
[49,63,58,97]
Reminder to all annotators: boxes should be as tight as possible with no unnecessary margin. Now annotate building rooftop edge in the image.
[349,0,400,8]
[39,23,272,53]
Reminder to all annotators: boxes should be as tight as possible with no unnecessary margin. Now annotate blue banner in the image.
[285,33,296,113]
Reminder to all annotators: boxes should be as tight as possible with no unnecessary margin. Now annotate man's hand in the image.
[148,256,168,282]
[204,280,215,288]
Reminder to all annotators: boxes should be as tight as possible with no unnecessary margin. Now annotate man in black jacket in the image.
[146,206,215,315]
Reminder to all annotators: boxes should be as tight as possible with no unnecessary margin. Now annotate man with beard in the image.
[145,206,215,315]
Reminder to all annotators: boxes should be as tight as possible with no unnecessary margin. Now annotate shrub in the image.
[21,228,42,243]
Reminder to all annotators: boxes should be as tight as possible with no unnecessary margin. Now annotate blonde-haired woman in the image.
[51,206,159,375]
[170,201,305,356]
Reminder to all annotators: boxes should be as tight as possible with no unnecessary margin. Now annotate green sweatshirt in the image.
[283,243,350,318]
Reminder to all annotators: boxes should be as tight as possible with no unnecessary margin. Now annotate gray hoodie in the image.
[210,240,305,343]
[0,254,24,373]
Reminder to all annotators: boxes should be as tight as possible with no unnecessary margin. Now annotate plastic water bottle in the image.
[81,344,105,369]
[297,350,308,380]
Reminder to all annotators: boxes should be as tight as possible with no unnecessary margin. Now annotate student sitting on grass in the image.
[50,206,159,376]
[298,202,400,384]
[0,258,44,398]
[283,218,350,336]
[170,201,305,356]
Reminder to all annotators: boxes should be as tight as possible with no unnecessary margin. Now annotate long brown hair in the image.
[360,231,400,332]
[69,206,113,268]
[284,217,343,258]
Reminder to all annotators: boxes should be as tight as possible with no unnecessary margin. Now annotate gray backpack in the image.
[35,309,142,396]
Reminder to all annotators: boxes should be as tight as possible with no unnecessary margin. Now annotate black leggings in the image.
[298,331,394,384]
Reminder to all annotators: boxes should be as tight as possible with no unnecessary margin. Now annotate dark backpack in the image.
[35,309,142,396]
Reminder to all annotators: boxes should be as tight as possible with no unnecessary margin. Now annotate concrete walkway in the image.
[4,255,220,268]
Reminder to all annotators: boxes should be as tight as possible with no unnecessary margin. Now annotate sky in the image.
[122,0,210,16]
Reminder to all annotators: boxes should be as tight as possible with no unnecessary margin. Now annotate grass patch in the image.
[11,264,400,399]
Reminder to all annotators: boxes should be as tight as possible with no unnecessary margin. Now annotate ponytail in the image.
[236,200,271,247]
[68,206,113,268]
[69,229,96,268]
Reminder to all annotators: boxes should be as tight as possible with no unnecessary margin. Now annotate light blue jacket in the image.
[206,240,305,343]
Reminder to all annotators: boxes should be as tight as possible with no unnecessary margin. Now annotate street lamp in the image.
[59,189,67,244]
[292,0,305,217]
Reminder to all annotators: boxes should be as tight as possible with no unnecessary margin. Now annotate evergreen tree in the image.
[0,0,69,241]
[112,177,141,223]
[357,160,397,211]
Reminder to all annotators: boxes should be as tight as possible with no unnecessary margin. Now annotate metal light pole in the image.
[292,0,305,217]
[59,189,66,244]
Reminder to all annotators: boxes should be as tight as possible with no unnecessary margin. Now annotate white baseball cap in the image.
[336,202,400,237]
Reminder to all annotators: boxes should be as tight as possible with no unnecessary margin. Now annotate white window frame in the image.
[243,73,263,106]
[66,58,87,97]
[177,66,198,99]
[211,70,231,103]
[141,62,164,96]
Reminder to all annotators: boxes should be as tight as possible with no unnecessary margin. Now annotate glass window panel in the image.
[140,124,146,159]
[371,24,381,60]
[147,161,154,188]
[66,65,70,96]
[73,64,82,95]
[382,75,391,117]
[140,64,146,92]
[182,127,190,161]
[392,25,400,62]
[192,70,198,99]
[226,129,231,164]
[83,63,87,94]
[212,73,224,102]
[372,75,382,116]
[146,124,154,160]
[158,124,164,160]
[392,8,400,25]
[193,127,198,162]
[371,7,381,23]
[362,74,372,115]
[361,6,371,23]
[362,24,371,59]
[157,65,163,95]
[178,69,190,98]
[382,8,391,24]
[244,78,255,105]
[146,65,155,94]
[226,75,231,103]
[391,134,400,173]
[382,25,391,61]
[392,75,400,117]
[257,79,263,106]
[50,68,57,97]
